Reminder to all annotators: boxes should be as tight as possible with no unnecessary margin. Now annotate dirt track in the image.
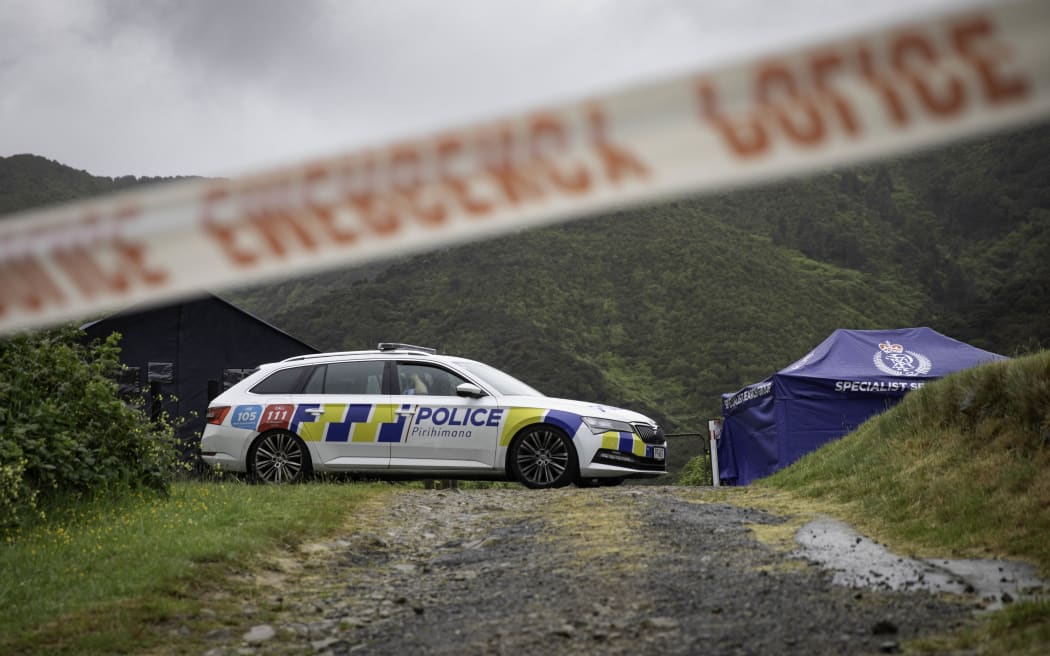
[198,486,975,655]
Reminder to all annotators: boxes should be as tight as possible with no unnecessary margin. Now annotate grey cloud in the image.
[0,0,972,178]
[97,0,348,89]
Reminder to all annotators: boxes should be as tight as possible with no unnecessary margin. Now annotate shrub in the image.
[678,452,713,486]
[0,326,180,527]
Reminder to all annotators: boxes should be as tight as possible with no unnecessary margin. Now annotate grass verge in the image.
[746,350,1050,655]
[760,351,1050,571]
[0,479,388,655]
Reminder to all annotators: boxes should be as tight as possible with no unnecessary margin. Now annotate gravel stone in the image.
[642,617,681,631]
[242,624,276,643]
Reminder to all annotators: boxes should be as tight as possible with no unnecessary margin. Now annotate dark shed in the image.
[82,294,318,448]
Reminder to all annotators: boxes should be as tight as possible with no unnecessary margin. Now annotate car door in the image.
[288,360,393,470]
[389,361,502,471]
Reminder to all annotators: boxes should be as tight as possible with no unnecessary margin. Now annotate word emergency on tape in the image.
[1,0,1048,335]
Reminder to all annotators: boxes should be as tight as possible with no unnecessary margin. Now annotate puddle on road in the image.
[794,517,1046,611]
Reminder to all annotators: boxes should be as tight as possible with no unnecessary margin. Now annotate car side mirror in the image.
[456,383,486,398]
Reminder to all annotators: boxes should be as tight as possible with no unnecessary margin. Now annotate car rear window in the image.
[249,366,310,394]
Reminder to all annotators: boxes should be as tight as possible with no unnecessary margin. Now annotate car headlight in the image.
[581,416,634,434]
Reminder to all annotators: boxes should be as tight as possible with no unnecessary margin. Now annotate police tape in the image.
[2,0,1049,335]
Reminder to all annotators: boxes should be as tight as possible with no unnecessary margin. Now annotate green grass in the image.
[762,351,1050,569]
[755,350,1050,655]
[0,479,388,655]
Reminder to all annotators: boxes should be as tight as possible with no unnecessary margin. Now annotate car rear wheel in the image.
[509,426,577,489]
[249,431,311,484]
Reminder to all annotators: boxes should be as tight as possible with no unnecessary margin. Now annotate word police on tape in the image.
[1,0,1048,334]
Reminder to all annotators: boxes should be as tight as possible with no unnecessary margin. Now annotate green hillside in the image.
[696,123,1050,354]
[232,207,921,432]
[3,122,1048,435]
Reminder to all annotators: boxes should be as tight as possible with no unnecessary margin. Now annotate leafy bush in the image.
[677,452,712,486]
[0,326,180,527]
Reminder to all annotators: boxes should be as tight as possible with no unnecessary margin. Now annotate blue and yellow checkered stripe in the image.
[600,430,647,457]
[289,403,406,443]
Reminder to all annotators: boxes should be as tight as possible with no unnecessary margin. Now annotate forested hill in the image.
[2,122,1048,432]
[696,125,1050,355]
[0,154,192,215]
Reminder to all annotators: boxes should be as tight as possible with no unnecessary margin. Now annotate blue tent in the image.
[717,327,1005,485]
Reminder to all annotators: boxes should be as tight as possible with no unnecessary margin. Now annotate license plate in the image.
[653,447,665,460]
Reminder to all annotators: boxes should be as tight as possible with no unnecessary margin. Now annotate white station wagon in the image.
[200,343,667,488]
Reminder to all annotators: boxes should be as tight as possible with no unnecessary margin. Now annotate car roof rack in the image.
[280,351,373,363]
[377,342,437,355]
[278,344,437,363]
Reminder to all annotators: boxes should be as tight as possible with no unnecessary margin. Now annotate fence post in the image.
[708,419,722,487]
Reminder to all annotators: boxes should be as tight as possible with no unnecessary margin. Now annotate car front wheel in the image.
[249,431,311,484]
[509,426,577,489]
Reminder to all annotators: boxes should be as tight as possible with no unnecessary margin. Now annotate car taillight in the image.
[206,406,231,425]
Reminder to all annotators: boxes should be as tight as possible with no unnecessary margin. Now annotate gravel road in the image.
[201,486,974,655]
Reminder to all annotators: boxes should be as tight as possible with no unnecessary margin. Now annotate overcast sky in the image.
[1,0,970,179]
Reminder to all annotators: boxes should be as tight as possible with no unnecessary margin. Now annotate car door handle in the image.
[396,409,416,417]
[304,408,325,416]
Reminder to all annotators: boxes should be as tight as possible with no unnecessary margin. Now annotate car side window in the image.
[323,361,385,395]
[302,365,326,394]
[397,363,468,396]
[250,366,310,394]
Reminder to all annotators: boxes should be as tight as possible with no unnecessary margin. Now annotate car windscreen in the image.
[455,360,543,397]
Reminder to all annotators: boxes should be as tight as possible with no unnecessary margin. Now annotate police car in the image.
[201,343,666,488]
